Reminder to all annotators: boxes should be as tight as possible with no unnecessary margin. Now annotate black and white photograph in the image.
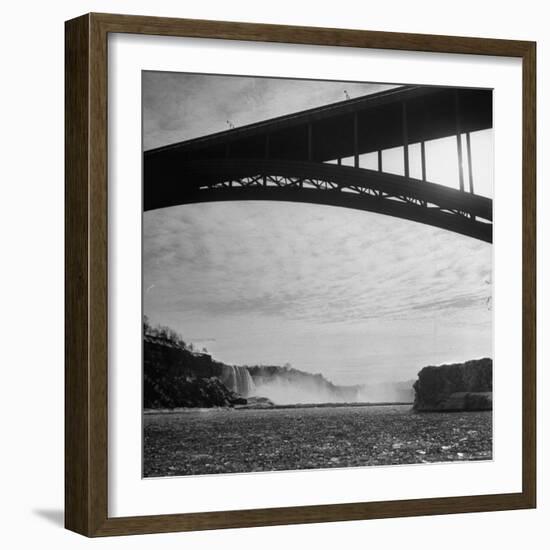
[1,0,543,545]
[142,72,493,478]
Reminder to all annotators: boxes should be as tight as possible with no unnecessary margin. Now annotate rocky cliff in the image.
[144,336,249,408]
[144,373,246,408]
[413,358,493,412]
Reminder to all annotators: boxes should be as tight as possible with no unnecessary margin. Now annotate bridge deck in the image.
[143,85,493,242]
[145,85,492,163]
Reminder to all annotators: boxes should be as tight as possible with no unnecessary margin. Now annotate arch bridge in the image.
[144,85,493,242]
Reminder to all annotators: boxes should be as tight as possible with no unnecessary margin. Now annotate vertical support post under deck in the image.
[263,135,270,186]
[402,101,409,178]
[421,141,426,181]
[455,91,465,193]
[353,112,359,168]
[378,150,383,172]
[337,158,342,166]
[466,132,474,194]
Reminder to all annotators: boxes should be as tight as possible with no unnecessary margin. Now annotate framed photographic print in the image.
[65,13,536,537]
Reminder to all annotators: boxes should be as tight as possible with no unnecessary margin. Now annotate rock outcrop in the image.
[144,373,247,408]
[144,336,248,408]
[413,358,493,412]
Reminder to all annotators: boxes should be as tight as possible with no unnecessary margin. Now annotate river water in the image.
[143,404,492,477]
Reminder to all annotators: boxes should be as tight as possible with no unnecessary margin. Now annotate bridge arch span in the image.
[144,158,492,243]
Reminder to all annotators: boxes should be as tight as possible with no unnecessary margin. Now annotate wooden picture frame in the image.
[65,12,536,537]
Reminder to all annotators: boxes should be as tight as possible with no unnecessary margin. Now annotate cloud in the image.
[144,202,491,332]
[142,72,395,150]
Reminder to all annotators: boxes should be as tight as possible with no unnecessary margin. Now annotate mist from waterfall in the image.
[219,359,413,405]
[248,369,415,405]
[251,378,354,404]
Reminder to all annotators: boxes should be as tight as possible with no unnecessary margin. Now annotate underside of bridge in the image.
[143,85,493,242]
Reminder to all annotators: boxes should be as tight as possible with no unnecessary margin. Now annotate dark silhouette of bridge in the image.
[144,85,493,242]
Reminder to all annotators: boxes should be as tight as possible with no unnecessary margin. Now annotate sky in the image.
[142,72,493,386]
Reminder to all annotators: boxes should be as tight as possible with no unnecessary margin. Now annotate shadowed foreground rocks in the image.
[413,358,492,412]
[144,405,492,476]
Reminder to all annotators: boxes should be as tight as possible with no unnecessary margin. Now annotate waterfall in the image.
[222,366,256,397]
